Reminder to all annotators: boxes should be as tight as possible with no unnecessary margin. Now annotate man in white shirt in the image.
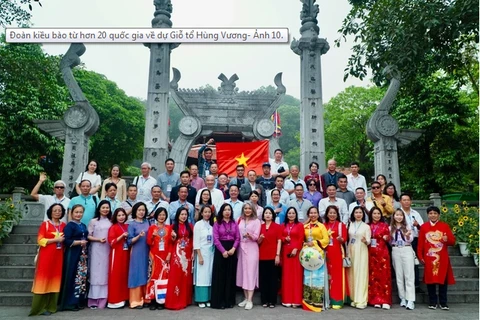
[288,184,313,222]
[347,162,368,192]
[224,185,244,221]
[266,176,290,205]
[285,165,307,200]
[400,193,424,291]
[156,158,180,202]
[146,185,169,224]
[30,173,70,223]
[133,162,157,202]
[195,175,225,211]
[348,187,374,223]
[318,184,349,224]
[121,184,138,222]
[269,149,290,178]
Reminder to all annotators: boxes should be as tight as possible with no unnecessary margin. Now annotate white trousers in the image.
[392,246,415,301]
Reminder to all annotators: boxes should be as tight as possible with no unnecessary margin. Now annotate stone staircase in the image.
[0,225,478,306]
[0,225,37,306]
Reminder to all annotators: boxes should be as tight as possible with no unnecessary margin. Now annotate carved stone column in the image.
[367,67,423,194]
[143,0,179,176]
[291,0,329,174]
[34,44,99,196]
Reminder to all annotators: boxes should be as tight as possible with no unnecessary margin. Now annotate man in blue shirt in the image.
[198,138,215,178]
[68,179,98,225]
[157,158,180,202]
[168,186,195,224]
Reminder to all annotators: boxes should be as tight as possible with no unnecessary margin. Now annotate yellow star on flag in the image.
[235,153,249,167]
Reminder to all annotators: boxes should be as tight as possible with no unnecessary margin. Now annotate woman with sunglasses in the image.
[303,179,322,208]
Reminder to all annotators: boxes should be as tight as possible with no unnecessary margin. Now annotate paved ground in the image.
[1,303,478,320]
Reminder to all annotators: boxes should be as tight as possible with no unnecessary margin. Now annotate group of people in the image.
[28,145,456,316]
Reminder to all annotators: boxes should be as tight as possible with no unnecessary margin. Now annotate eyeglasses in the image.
[371,186,380,189]
[54,186,65,189]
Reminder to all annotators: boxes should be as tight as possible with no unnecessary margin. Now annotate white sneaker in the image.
[245,301,253,310]
[382,304,390,310]
[374,304,381,308]
[406,301,415,310]
[238,299,248,307]
[400,299,407,307]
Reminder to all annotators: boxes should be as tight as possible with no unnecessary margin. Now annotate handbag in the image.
[154,265,169,304]
[342,222,351,268]
[413,250,420,265]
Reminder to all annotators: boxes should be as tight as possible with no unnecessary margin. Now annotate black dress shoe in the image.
[157,304,165,310]
[149,304,157,310]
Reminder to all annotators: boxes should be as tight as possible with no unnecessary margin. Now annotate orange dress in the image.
[32,221,66,294]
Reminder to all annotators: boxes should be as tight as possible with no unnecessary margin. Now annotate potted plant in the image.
[441,202,479,257]
[0,197,22,244]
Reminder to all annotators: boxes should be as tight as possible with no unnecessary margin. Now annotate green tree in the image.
[324,86,385,180]
[394,73,479,197]
[336,0,479,89]
[73,69,146,176]
[0,36,69,193]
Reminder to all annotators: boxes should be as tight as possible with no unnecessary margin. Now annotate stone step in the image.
[11,225,40,235]
[0,244,38,254]
[0,266,35,279]
[419,266,478,279]
[449,256,476,267]
[423,278,479,292]
[0,292,33,306]
[0,279,33,293]
[0,254,36,266]
[1,234,36,245]
[448,246,462,256]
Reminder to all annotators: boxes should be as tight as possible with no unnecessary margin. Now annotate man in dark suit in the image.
[170,170,197,205]
[240,169,266,207]
[321,159,343,190]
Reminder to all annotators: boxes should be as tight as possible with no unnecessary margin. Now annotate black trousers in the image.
[210,241,237,309]
[259,260,278,305]
[427,281,448,306]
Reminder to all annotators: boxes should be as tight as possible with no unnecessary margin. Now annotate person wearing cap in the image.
[256,162,276,195]
[31,172,71,223]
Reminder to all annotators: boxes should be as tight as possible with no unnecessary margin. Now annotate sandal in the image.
[269,304,275,308]
[262,304,268,308]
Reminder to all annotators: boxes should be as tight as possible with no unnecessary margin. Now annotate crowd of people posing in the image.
[28,158,456,316]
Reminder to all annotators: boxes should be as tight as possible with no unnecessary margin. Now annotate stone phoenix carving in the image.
[367,66,423,194]
[34,43,99,196]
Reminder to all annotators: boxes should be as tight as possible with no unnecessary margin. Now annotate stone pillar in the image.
[143,0,178,176]
[291,0,329,174]
[429,193,442,208]
[34,44,99,197]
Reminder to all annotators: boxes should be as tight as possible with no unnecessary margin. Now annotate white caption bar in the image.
[5,28,289,43]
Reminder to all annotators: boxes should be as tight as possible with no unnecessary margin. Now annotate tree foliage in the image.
[324,86,385,180]
[0,36,69,193]
[73,69,146,176]
[336,0,479,90]
[394,73,479,197]
[0,36,148,193]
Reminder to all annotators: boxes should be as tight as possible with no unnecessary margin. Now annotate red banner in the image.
[216,140,269,176]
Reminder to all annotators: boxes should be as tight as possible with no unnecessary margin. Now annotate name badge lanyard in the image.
[307,223,314,242]
[243,219,248,239]
[52,221,62,249]
[371,224,379,247]
[158,227,166,251]
[224,221,231,235]
[120,224,129,250]
[180,224,186,249]
[395,228,406,245]
[351,221,362,244]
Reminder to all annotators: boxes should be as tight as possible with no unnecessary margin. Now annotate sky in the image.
[26,0,368,102]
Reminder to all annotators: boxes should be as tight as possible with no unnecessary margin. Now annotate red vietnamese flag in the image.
[216,140,269,177]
